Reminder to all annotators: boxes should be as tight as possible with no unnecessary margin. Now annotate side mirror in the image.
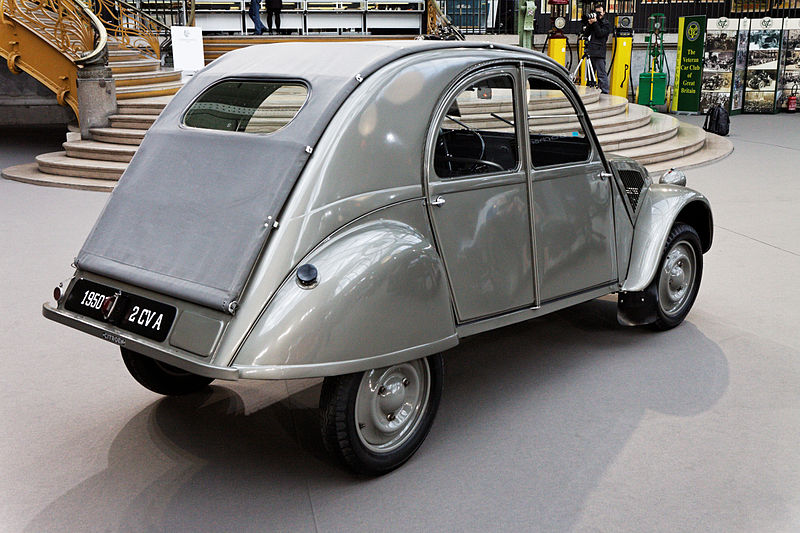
[660,168,687,186]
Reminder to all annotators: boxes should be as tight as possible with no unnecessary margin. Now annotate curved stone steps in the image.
[110,59,161,74]
[113,69,182,87]
[517,103,650,135]
[88,127,146,145]
[116,81,183,100]
[455,88,601,115]
[451,96,632,132]
[35,152,127,180]
[609,123,707,164]
[1,163,118,192]
[596,113,679,152]
[63,140,138,163]
[108,49,145,62]
[117,96,174,116]
[645,132,733,174]
[109,114,158,129]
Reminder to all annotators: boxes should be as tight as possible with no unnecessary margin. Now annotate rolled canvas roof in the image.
[76,41,536,313]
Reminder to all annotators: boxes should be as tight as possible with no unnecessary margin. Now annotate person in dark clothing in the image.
[266,0,282,34]
[583,2,612,94]
[248,0,267,34]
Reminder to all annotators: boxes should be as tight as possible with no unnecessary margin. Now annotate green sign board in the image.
[671,15,707,113]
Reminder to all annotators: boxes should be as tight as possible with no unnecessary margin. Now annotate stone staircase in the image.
[108,42,182,100]
[2,88,732,192]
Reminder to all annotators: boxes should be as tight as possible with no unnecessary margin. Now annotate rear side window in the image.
[183,81,308,134]
[527,77,591,168]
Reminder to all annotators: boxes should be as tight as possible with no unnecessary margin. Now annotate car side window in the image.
[433,74,519,179]
[527,77,592,168]
[183,80,307,134]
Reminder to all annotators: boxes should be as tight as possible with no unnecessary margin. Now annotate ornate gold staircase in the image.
[1,0,181,122]
[0,0,108,119]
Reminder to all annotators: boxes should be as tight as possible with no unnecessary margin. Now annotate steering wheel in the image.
[444,156,505,174]
[437,128,501,176]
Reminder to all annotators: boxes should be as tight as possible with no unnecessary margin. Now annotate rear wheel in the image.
[121,348,214,395]
[320,355,443,475]
[649,223,703,331]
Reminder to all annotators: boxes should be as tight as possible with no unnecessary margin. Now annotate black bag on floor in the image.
[703,104,730,136]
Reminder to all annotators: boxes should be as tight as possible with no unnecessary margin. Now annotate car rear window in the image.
[183,80,308,134]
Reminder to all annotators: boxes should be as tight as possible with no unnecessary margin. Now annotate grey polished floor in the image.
[2,116,799,533]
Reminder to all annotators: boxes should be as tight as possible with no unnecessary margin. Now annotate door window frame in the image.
[425,64,528,188]
[521,67,604,177]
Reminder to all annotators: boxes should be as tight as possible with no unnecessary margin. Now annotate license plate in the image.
[65,279,176,342]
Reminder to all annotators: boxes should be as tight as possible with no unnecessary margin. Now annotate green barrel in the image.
[638,72,667,106]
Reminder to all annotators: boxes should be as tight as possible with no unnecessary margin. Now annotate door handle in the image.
[598,171,613,181]
[429,196,446,207]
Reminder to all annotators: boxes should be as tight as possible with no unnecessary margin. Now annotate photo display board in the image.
[701,18,738,113]
[778,19,800,110]
[731,18,749,114]
[744,17,783,113]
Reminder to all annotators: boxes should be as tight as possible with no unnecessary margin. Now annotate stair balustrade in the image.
[1,0,107,116]
[92,0,172,60]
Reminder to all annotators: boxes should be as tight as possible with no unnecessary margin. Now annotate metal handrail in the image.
[0,0,107,64]
[92,0,170,59]
[76,0,107,64]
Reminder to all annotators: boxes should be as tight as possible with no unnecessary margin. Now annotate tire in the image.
[319,355,443,476]
[649,223,703,331]
[120,348,214,396]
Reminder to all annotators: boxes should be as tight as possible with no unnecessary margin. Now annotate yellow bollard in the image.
[547,36,567,67]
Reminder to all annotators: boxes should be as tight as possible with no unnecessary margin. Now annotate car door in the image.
[524,69,617,303]
[426,66,535,322]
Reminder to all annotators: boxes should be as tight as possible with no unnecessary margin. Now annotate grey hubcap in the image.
[355,359,431,453]
[658,240,696,317]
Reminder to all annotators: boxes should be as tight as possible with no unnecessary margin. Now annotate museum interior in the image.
[2,0,800,531]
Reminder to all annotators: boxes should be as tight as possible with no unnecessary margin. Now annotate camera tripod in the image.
[571,39,598,88]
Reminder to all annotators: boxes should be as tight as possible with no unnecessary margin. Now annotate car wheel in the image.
[319,355,443,476]
[121,348,214,395]
[649,223,703,331]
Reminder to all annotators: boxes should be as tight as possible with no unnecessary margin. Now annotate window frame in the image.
[523,69,597,172]
[427,66,525,182]
[180,77,310,135]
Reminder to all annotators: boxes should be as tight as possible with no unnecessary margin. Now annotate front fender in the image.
[232,201,457,379]
[622,184,712,292]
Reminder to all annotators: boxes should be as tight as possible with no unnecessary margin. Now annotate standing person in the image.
[249,0,267,35]
[266,0,282,35]
[584,2,612,94]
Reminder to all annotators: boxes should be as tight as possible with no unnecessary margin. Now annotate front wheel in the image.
[121,348,214,395]
[649,223,703,331]
[320,355,443,476]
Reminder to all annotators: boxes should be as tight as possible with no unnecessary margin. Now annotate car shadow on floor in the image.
[25,298,729,532]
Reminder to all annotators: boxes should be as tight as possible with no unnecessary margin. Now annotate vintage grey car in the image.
[44,41,712,475]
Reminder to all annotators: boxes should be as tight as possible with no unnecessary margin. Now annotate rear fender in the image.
[232,200,457,379]
[622,184,713,293]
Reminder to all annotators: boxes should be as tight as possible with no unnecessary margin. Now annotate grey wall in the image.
[0,68,74,127]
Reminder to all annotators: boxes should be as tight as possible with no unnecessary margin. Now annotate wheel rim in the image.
[355,359,431,454]
[658,240,696,317]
